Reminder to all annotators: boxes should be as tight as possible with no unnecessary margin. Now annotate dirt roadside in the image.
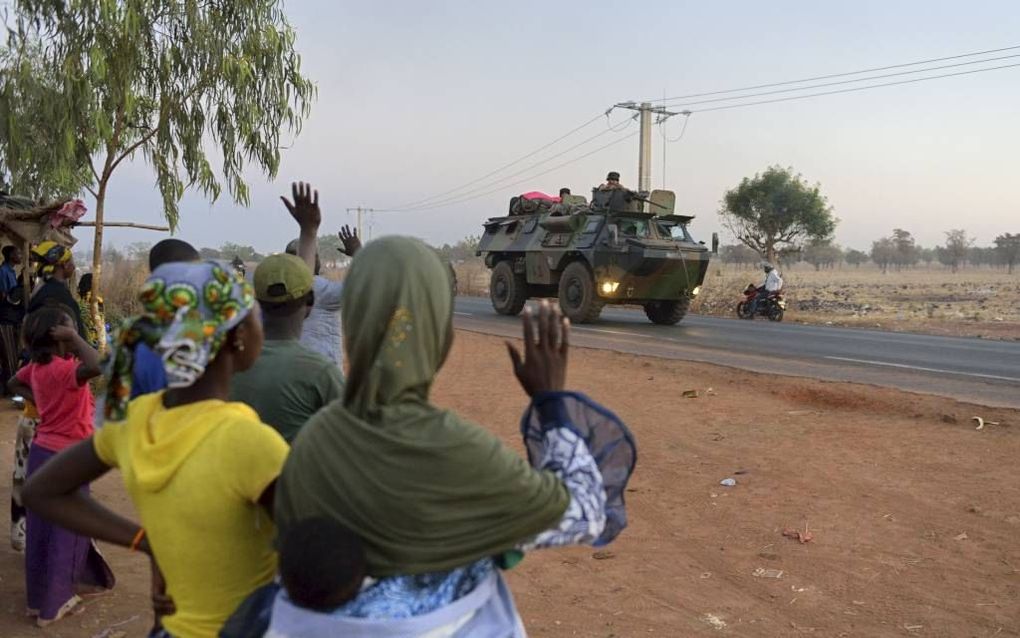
[0,330,1016,637]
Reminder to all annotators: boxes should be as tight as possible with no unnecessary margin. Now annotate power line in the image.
[383,116,634,211]
[683,61,1020,114]
[647,43,1020,103]
[660,112,691,144]
[375,132,638,212]
[659,113,691,189]
[378,47,1020,215]
[662,53,1020,109]
[606,111,637,132]
[390,112,606,209]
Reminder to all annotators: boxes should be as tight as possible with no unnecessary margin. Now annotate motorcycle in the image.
[736,284,785,321]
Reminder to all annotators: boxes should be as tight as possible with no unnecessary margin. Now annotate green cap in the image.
[254,253,313,303]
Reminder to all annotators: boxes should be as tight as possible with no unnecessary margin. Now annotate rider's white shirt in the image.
[765,270,783,292]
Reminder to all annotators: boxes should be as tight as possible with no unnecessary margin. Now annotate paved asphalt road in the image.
[453,296,1020,409]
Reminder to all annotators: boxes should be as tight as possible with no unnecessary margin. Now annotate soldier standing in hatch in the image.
[598,171,626,191]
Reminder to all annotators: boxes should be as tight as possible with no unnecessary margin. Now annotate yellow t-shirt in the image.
[93,393,289,638]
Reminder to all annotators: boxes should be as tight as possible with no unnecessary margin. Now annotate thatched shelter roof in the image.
[0,194,77,248]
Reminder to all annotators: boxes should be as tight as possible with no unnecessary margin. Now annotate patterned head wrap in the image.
[30,241,72,278]
[103,260,255,421]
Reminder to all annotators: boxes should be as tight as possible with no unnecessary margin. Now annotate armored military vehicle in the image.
[477,187,717,324]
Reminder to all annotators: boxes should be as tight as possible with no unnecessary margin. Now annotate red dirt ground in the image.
[0,330,1017,637]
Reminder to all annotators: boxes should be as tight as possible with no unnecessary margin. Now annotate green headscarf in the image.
[275,237,569,576]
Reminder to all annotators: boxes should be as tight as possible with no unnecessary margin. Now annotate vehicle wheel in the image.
[767,304,784,322]
[558,261,603,323]
[736,301,753,319]
[490,261,528,316]
[644,298,690,325]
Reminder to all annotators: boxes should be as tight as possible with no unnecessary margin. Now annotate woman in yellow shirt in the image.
[22,261,289,638]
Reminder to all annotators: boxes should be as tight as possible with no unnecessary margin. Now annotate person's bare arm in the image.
[280,181,321,273]
[51,324,102,383]
[7,377,34,404]
[150,558,176,631]
[20,438,150,554]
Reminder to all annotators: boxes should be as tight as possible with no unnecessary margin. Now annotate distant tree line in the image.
[720,229,1020,274]
[434,236,480,264]
[93,234,482,271]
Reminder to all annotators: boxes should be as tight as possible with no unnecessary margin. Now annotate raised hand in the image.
[50,324,79,343]
[280,182,321,232]
[506,300,570,397]
[339,225,362,257]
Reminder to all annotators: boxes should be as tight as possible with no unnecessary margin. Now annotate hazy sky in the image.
[74,0,1020,257]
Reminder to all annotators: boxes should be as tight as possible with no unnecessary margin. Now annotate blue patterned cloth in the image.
[522,391,636,546]
[336,558,495,619]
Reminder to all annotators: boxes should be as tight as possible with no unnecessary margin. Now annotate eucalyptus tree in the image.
[0,0,316,340]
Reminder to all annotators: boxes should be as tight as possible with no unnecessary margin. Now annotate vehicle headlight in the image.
[691,286,701,296]
[600,281,620,294]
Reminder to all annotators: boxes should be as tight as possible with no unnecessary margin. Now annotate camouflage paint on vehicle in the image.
[478,187,714,323]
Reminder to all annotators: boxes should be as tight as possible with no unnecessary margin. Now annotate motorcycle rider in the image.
[750,262,783,315]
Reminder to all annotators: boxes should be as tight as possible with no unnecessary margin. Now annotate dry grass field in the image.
[694,264,1020,339]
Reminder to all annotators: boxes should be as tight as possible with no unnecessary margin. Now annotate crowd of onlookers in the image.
[3,182,636,638]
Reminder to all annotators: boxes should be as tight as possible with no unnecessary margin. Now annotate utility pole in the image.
[345,206,374,240]
[612,101,685,195]
[638,102,652,193]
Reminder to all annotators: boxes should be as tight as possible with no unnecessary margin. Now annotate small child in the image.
[8,306,114,626]
[279,517,366,612]
[221,517,365,638]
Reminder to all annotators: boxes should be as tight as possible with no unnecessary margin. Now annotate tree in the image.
[0,43,93,200]
[219,243,261,263]
[719,243,760,267]
[941,229,972,273]
[0,1,315,346]
[967,246,997,268]
[890,229,919,268]
[719,165,836,264]
[199,247,223,260]
[870,238,896,274]
[994,233,1020,274]
[434,235,481,264]
[844,248,869,268]
[126,241,153,262]
[317,234,345,268]
[802,240,843,271]
[105,245,125,266]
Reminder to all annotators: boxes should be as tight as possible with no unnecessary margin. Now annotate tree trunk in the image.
[90,182,107,353]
